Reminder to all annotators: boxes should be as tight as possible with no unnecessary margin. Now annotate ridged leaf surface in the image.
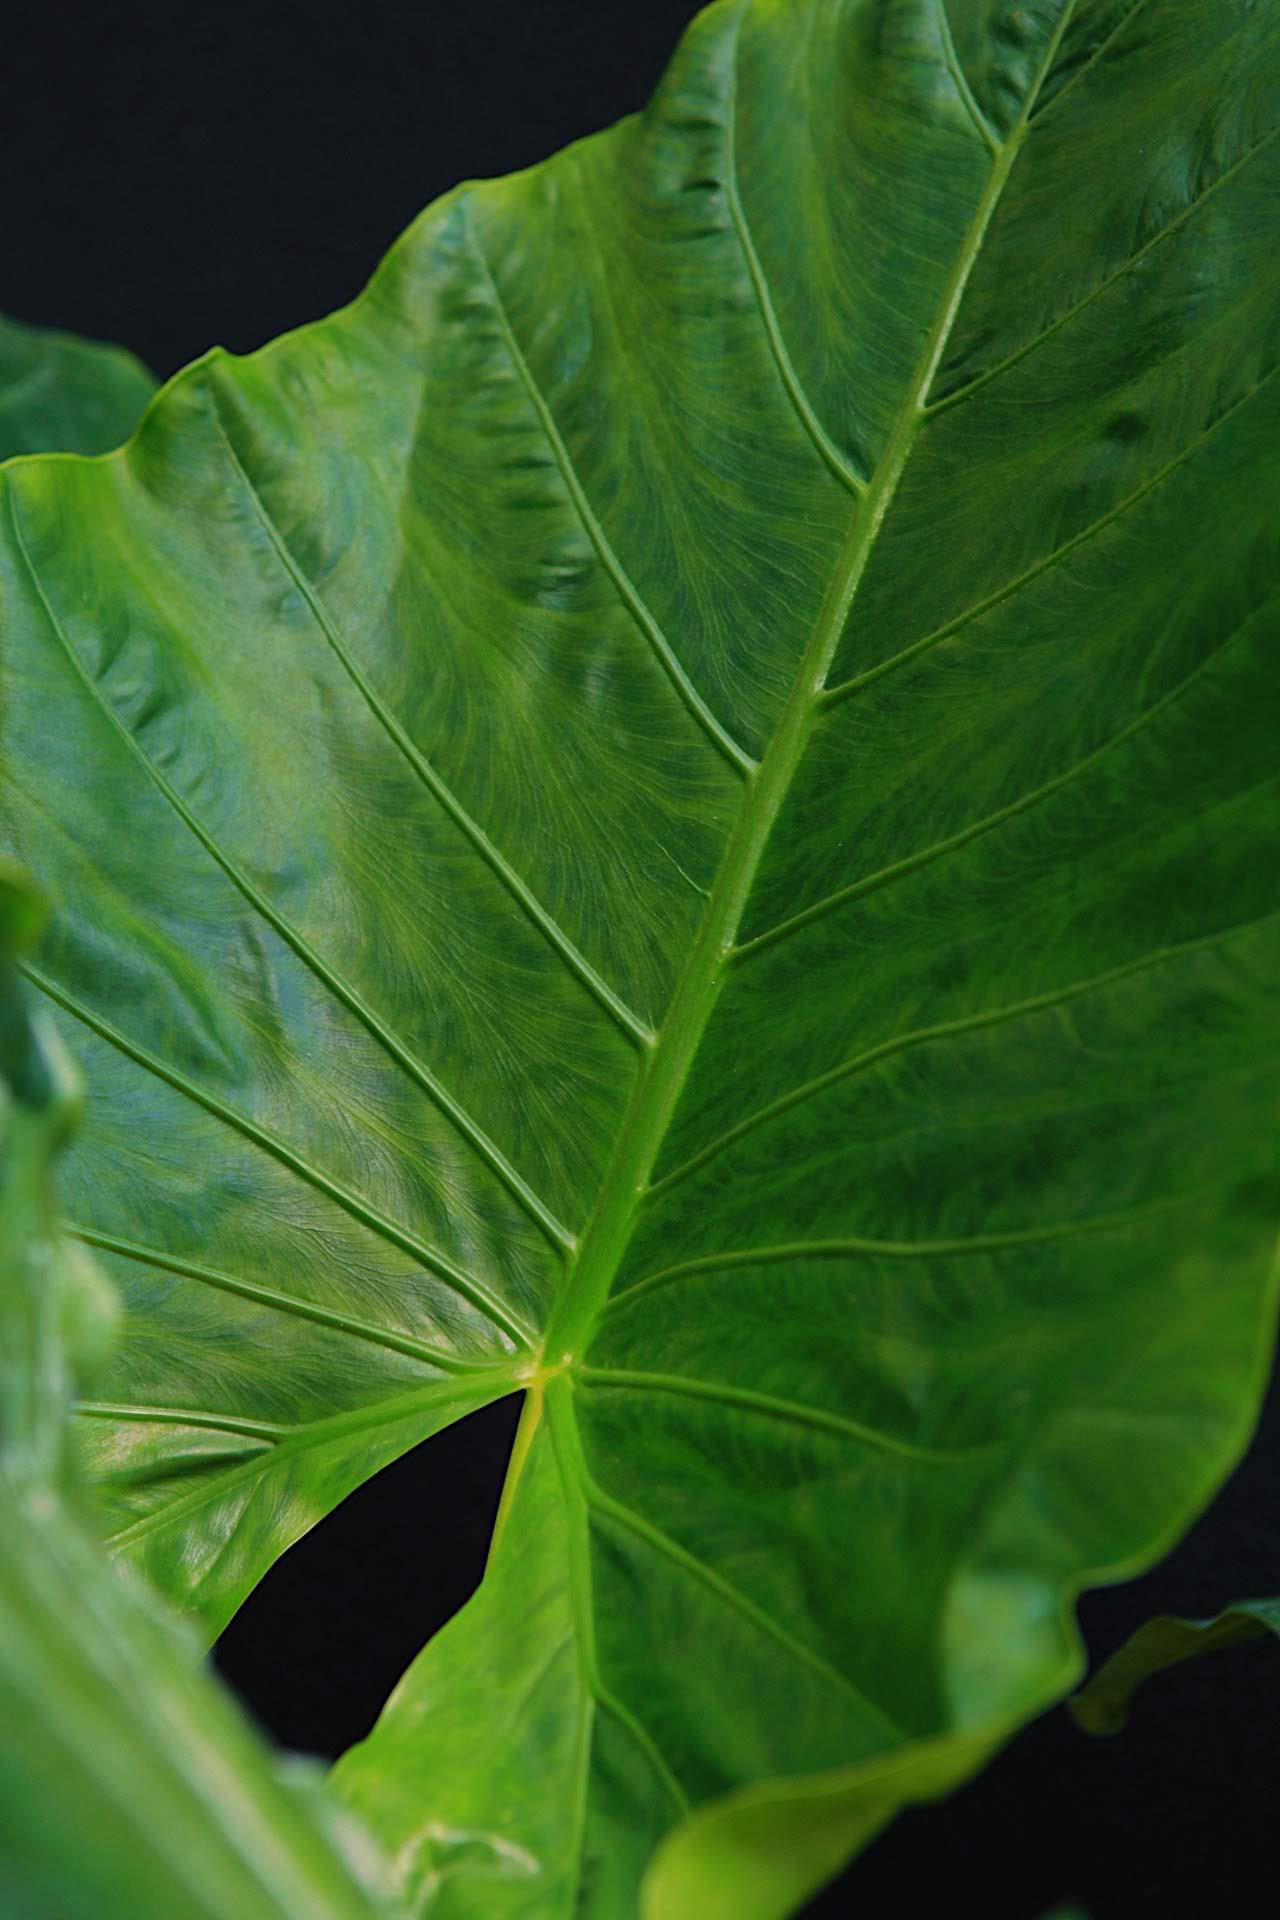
[3,2,1279,1913]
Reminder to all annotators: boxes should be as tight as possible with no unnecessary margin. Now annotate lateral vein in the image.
[579,1364,993,1463]
[66,1222,498,1372]
[465,208,758,780]
[725,4,870,490]
[22,961,533,1350]
[739,587,1274,961]
[8,477,574,1261]
[1029,0,1155,127]
[934,0,1001,155]
[655,906,1280,1197]
[73,1403,290,1443]
[823,358,1280,712]
[103,1369,518,1550]
[929,121,1280,417]
[586,1479,905,1733]
[203,373,655,1054]
[608,1196,1189,1312]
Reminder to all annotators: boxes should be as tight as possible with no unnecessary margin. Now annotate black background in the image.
[9,3,1279,1914]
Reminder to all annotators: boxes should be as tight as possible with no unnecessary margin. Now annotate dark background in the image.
[8,3,1279,1914]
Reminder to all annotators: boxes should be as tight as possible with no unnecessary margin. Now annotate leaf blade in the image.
[4,0,1280,1913]
[0,865,388,1920]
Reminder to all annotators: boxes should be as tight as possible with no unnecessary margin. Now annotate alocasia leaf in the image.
[1070,1598,1280,1735]
[0,312,155,460]
[2,0,1279,1914]
[0,863,389,1919]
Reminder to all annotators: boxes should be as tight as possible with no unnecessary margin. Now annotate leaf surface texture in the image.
[4,1,1280,1912]
[0,866,386,1920]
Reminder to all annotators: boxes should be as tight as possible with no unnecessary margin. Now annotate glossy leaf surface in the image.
[3,1,1280,1914]
[0,866,388,1920]
[0,313,155,460]
[1071,1598,1280,1735]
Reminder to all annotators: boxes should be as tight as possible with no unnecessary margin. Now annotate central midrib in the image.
[492,23,1075,1845]
[538,28,1066,1369]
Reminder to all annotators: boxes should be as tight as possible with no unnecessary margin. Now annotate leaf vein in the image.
[586,1480,905,1736]
[725,4,871,488]
[464,207,757,779]
[23,961,533,1350]
[608,1197,1189,1313]
[66,1222,497,1372]
[540,0,1080,1364]
[543,1385,606,1908]
[74,1403,290,1443]
[930,121,1280,417]
[934,0,1001,155]
[823,358,1280,712]
[656,907,1280,1196]
[103,1370,517,1551]
[579,1364,993,1463]
[1029,0,1156,127]
[8,476,574,1259]
[740,582,1276,960]
[203,371,655,1054]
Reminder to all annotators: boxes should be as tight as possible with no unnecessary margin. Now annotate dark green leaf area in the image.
[0,313,155,460]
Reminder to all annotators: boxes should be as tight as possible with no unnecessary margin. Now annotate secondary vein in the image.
[465,208,758,781]
[927,122,1280,417]
[725,3,870,490]
[822,358,1280,713]
[579,1364,993,1463]
[586,1478,905,1733]
[737,587,1273,962]
[23,961,533,1350]
[606,1196,1190,1315]
[653,906,1280,1198]
[103,1368,518,1551]
[934,0,1001,156]
[8,478,574,1261]
[66,1222,499,1371]
[73,1403,290,1443]
[203,374,654,1055]
[1028,0,1154,128]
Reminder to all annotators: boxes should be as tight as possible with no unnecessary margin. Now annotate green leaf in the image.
[0,865,389,1919]
[0,862,118,1488]
[0,1483,396,1920]
[0,313,156,460]
[4,0,1279,1913]
[1070,1598,1280,1735]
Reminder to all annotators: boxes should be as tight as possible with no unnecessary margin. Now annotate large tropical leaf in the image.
[0,312,155,460]
[3,0,1279,1913]
[0,863,388,1920]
